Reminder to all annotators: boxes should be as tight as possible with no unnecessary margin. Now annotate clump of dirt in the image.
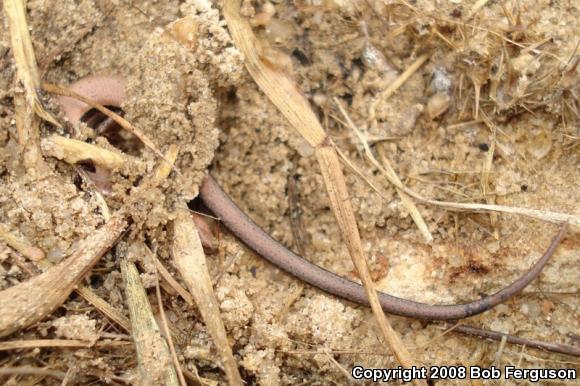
[121,3,244,203]
[0,0,578,384]
[52,314,98,341]
[0,168,105,268]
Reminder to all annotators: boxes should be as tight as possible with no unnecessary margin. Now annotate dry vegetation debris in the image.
[0,0,578,384]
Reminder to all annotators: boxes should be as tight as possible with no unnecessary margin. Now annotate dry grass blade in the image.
[223,1,324,148]
[121,258,180,386]
[3,0,57,170]
[223,0,423,379]
[493,335,507,367]
[315,147,423,383]
[171,207,243,386]
[335,147,397,203]
[0,339,131,351]
[324,350,353,381]
[0,215,127,338]
[74,286,131,333]
[141,242,194,306]
[3,0,59,127]
[42,82,178,172]
[368,53,430,123]
[154,267,187,386]
[334,97,433,243]
[32,253,132,333]
[374,149,580,227]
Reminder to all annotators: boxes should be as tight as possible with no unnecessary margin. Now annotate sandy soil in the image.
[0,0,578,384]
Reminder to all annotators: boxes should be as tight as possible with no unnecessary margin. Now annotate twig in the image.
[442,323,580,357]
[277,283,304,323]
[502,349,580,365]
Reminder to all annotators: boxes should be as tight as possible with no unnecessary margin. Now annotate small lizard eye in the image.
[81,107,143,156]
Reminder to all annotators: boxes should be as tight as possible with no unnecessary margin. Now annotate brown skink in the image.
[200,175,566,320]
[57,75,567,321]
